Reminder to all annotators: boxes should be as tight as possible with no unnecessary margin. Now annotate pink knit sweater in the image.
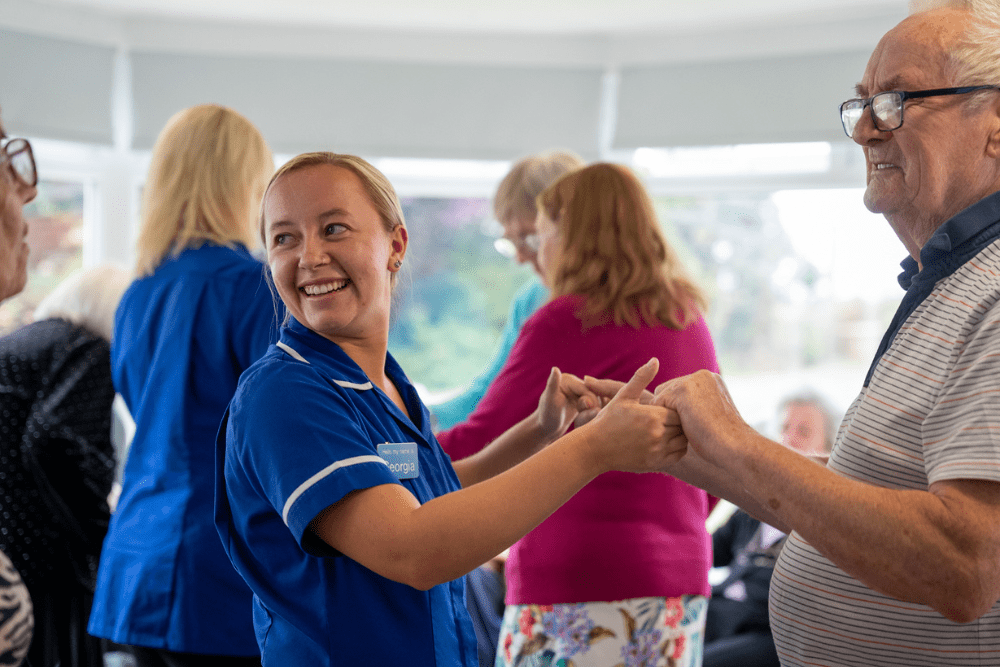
[436,294,720,604]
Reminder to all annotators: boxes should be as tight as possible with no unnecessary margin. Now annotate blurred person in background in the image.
[777,390,839,459]
[0,108,39,667]
[438,163,720,667]
[88,104,277,667]
[431,150,583,431]
[0,264,129,667]
[430,149,583,666]
[703,391,840,667]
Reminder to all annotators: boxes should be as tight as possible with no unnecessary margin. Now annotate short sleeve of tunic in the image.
[226,359,399,549]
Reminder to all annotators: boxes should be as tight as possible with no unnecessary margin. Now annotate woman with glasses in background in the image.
[431,150,583,432]
[0,110,42,667]
[437,163,720,667]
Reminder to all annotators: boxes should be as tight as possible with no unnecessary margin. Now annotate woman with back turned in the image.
[437,163,720,666]
[88,105,276,667]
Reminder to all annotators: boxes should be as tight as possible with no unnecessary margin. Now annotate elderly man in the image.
[646,3,1000,666]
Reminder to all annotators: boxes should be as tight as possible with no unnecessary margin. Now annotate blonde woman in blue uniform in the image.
[215,152,686,666]
[88,105,276,667]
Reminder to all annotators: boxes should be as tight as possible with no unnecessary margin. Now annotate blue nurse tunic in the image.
[216,318,477,666]
[89,244,278,654]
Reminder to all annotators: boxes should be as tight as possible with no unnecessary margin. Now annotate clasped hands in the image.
[535,362,742,474]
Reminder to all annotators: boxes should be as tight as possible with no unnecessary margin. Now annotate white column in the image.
[86,44,138,269]
[597,67,620,161]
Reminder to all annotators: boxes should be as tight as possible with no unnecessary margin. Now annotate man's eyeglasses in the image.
[0,135,37,189]
[840,85,1000,138]
[494,234,539,259]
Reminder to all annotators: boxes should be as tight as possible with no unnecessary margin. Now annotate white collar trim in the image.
[276,341,373,391]
[276,341,309,364]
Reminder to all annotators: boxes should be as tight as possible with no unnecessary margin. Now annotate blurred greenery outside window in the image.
[388,184,903,428]
[0,179,84,333]
[389,196,534,400]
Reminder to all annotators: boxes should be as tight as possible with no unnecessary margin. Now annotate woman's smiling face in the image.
[264,163,406,347]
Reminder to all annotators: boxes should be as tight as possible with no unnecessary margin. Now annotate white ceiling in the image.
[41,0,907,34]
[0,0,914,158]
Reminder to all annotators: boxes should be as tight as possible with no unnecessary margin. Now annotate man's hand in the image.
[579,359,688,473]
[651,370,753,470]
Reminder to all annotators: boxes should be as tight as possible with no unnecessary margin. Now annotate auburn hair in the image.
[536,162,707,329]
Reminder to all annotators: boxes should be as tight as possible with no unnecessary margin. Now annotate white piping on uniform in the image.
[276,342,373,390]
[276,342,309,364]
[334,379,373,390]
[282,455,388,525]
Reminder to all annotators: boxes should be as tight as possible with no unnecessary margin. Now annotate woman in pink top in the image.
[437,163,719,667]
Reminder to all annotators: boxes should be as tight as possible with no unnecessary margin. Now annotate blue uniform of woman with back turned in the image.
[88,104,277,667]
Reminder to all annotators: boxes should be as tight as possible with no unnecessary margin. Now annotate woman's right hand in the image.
[581,358,687,473]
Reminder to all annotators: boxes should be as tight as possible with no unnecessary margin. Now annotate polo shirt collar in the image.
[898,189,1000,289]
[866,189,1000,387]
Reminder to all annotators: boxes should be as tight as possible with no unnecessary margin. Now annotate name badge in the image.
[377,442,419,480]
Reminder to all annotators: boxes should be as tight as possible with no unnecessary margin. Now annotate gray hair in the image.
[948,1,1000,108]
[33,264,131,341]
[493,150,585,224]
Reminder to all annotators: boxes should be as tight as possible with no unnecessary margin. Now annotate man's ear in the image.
[986,98,1000,159]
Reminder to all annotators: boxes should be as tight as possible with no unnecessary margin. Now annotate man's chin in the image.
[862,188,890,216]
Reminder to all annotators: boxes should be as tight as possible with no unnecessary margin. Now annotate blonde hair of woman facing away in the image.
[135,104,273,276]
[537,162,707,330]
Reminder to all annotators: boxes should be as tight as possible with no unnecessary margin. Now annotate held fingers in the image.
[559,372,598,411]
[609,358,659,404]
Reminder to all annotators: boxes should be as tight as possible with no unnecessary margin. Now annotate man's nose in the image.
[852,107,889,146]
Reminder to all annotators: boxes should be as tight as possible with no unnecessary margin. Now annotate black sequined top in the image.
[0,318,115,593]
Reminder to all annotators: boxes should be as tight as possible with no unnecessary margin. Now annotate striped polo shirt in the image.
[770,191,1000,666]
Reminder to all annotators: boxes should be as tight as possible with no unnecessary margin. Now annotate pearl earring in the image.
[394,261,402,268]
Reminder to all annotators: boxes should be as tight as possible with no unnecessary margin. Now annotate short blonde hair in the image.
[259,153,406,323]
[33,264,131,341]
[493,150,584,224]
[537,163,707,330]
[259,152,405,248]
[135,104,273,276]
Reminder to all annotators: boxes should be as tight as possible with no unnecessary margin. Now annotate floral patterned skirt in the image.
[495,595,707,667]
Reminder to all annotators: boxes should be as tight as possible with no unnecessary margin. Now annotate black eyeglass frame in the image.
[839,85,1000,138]
[0,133,38,189]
